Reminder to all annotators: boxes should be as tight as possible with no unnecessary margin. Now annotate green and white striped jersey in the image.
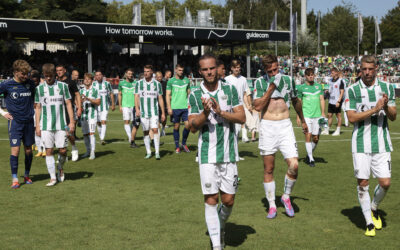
[135,78,162,118]
[93,80,112,112]
[345,79,396,153]
[253,73,296,108]
[34,81,71,131]
[188,80,241,164]
[80,86,99,121]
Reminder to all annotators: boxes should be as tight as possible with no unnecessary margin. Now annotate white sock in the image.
[357,185,373,225]
[58,154,66,170]
[84,135,90,153]
[124,124,132,142]
[282,175,296,199]
[35,134,41,150]
[336,127,341,133]
[344,112,349,126]
[154,133,160,154]
[263,181,276,208]
[205,203,220,248]
[97,124,101,135]
[218,204,232,230]
[311,142,317,151]
[71,144,77,151]
[305,142,314,161]
[90,134,95,153]
[45,155,56,180]
[371,185,387,211]
[241,127,248,140]
[100,124,106,140]
[144,135,151,154]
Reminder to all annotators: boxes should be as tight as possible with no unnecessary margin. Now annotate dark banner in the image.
[0,18,290,42]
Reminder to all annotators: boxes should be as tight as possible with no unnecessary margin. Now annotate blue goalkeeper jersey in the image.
[0,78,35,123]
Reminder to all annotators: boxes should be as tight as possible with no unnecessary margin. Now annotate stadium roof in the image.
[0,18,290,46]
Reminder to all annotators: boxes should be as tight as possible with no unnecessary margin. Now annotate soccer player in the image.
[166,64,191,153]
[345,55,396,237]
[188,54,245,250]
[93,70,115,145]
[80,73,100,159]
[253,55,308,219]
[323,67,345,136]
[135,65,165,159]
[118,68,138,148]
[216,60,226,79]
[225,60,251,143]
[0,60,36,188]
[35,63,75,186]
[56,64,82,161]
[296,68,325,167]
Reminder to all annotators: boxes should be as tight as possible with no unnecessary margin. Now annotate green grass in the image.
[1,106,400,249]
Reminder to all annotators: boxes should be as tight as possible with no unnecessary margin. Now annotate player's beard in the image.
[362,75,375,86]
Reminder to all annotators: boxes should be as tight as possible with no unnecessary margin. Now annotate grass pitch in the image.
[1,105,400,249]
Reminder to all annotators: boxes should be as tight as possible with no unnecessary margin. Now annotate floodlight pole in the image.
[173,41,177,70]
[290,0,293,80]
[88,38,92,73]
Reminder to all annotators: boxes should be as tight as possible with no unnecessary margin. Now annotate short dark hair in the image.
[216,59,225,67]
[30,69,40,79]
[144,65,153,70]
[262,55,278,68]
[55,64,66,69]
[305,68,314,76]
[42,63,56,74]
[175,64,184,69]
[198,53,217,68]
[125,68,134,74]
[331,67,339,73]
[231,59,241,67]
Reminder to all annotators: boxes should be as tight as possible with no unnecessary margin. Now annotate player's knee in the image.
[312,136,319,144]
[380,180,391,190]
[264,166,274,176]
[222,199,234,207]
[58,148,67,155]
[287,159,298,176]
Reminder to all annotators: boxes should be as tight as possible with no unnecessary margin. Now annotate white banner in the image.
[228,10,233,29]
[358,13,364,43]
[375,16,382,44]
[156,7,165,26]
[185,8,193,26]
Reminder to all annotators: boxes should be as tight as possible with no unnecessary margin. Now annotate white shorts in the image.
[122,107,134,121]
[259,118,298,158]
[97,110,108,122]
[305,117,320,135]
[41,130,68,149]
[82,120,97,135]
[141,116,159,131]
[199,162,238,195]
[353,152,391,179]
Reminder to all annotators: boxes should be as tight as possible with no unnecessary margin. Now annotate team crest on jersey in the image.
[315,86,319,89]
[12,139,17,145]
[221,95,227,100]
[10,92,19,99]
[25,84,30,89]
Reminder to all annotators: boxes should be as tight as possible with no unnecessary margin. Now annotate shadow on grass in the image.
[261,195,309,216]
[105,138,127,143]
[206,223,256,247]
[93,150,115,158]
[299,157,328,164]
[239,151,258,158]
[341,207,388,229]
[225,222,256,247]
[160,150,173,157]
[30,171,93,182]
[188,145,198,151]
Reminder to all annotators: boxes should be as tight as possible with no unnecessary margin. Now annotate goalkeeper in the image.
[296,68,326,167]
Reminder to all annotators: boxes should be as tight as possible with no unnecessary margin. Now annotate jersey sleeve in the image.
[339,80,345,89]
[388,83,396,107]
[296,85,303,99]
[134,81,139,94]
[231,85,241,107]
[188,92,200,115]
[64,83,71,100]
[118,82,123,92]
[158,82,163,95]
[166,79,172,91]
[290,77,297,98]
[254,78,267,99]
[345,88,356,111]
[0,81,7,95]
[34,86,40,103]
[107,82,112,93]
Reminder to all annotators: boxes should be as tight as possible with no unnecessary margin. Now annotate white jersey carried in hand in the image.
[34,81,71,131]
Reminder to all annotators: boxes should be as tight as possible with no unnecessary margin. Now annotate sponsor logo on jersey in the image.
[11,92,19,99]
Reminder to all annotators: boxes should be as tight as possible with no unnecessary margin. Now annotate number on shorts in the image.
[233,175,238,188]
[90,123,96,131]
[388,160,391,171]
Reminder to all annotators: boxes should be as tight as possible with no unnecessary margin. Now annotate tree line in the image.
[1,0,399,56]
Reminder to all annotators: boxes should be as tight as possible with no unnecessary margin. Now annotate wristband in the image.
[0,109,8,116]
